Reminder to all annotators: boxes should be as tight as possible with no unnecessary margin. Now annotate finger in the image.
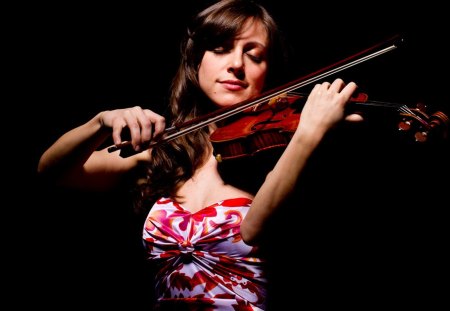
[112,121,127,146]
[311,83,328,97]
[321,81,331,90]
[345,113,364,122]
[143,110,166,141]
[123,106,146,150]
[328,78,345,93]
[340,81,358,99]
[319,81,331,94]
[310,83,321,97]
[135,111,153,145]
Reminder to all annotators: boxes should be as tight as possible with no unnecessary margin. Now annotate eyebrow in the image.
[234,37,267,48]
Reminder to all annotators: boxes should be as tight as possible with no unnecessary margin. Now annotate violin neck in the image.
[351,100,404,110]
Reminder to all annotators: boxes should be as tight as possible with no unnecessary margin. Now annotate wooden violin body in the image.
[210,92,449,162]
[210,94,301,161]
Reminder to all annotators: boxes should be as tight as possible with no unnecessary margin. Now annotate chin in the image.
[209,91,254,107]
[213,99,241,108]
[223,95,252,106]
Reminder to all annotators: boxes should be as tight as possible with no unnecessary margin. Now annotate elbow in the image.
[37,155,47,175]
[36,156,56,186]
[36,152,62,184]
[37,152,52,176]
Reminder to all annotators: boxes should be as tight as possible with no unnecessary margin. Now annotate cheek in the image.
[198,57,215,90]
[198,65,208,92]
[249,67,267,92]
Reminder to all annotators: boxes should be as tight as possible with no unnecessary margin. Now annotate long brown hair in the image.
[133,0,289,213]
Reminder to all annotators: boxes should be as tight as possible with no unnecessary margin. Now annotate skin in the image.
[38,18,360,245]
[198,18,268,107]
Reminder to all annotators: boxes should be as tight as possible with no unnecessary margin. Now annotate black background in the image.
[11,1,449,309]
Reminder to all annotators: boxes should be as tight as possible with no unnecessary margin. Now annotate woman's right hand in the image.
[100,106,166,152]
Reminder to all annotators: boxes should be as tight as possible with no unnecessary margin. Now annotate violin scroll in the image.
[397,103,449,143]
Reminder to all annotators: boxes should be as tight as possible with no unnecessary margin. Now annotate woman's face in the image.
[198,18,269,107]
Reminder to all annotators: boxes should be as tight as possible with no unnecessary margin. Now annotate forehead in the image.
[235,18,268,46]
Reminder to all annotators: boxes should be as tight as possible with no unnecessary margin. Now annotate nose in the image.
[227,52,245,79]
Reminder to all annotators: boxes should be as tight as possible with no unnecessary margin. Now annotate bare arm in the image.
[241,79,361,244]
[37,106,166,191]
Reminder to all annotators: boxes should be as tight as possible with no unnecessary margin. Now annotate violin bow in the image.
[109,34,404,157]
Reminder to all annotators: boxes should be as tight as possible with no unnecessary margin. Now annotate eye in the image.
[212,42,232,54]
[246,53,263,63]
[212,47,227,54]
[244,44,266,64]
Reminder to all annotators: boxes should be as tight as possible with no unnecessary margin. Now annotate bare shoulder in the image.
[224,184,254,200]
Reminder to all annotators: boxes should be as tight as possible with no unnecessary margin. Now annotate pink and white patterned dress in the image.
[143,197,267,310]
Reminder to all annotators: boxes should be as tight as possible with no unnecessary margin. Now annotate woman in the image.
[38,0,361,309]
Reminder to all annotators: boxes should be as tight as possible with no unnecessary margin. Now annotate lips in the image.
[219,80,248,91]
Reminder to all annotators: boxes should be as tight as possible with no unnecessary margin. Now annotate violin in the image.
[108,35,449,159]
[209,91,449,161]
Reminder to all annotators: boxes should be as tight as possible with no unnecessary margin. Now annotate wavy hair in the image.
[133,0,289,213]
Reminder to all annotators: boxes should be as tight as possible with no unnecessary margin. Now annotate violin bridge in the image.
[267,93,289,112]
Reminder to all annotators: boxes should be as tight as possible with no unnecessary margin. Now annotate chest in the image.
[176,155,252,213]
